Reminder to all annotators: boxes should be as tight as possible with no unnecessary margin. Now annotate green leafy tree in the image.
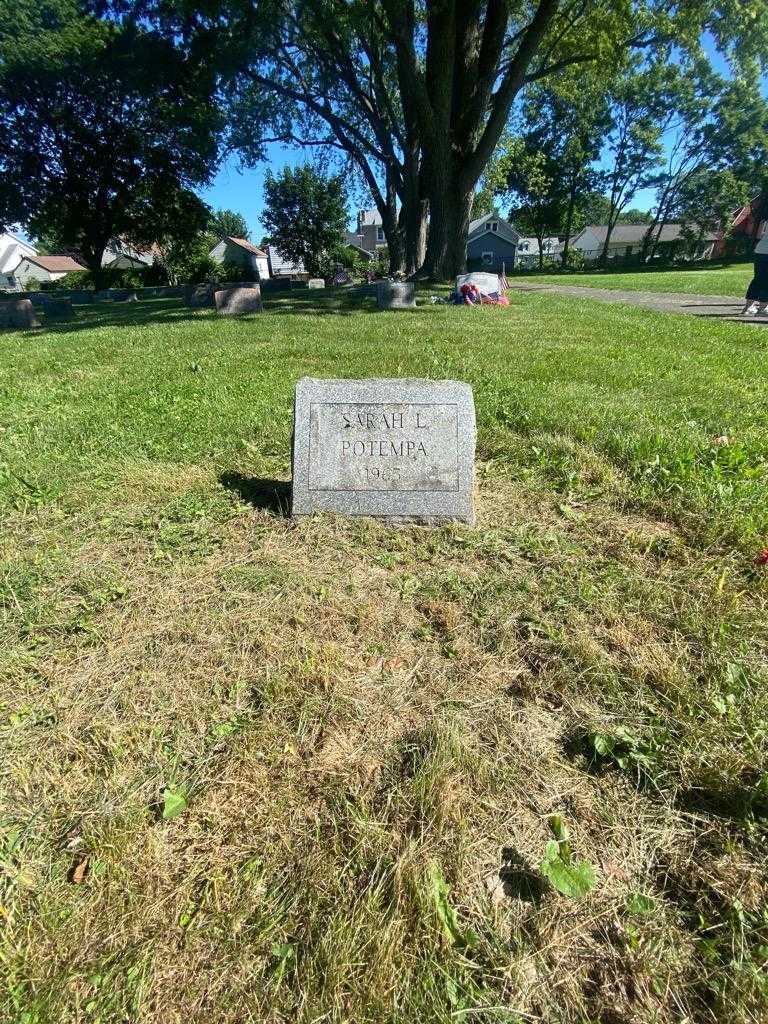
[674,169,751,258]
[123,0,768,279]
[0,0,221,286]
[573,193,652,228]
[208,209,250,240]
[489,76,611,266]
[598,62,673,263]
[261,166,347,275]
[501,142,566,271]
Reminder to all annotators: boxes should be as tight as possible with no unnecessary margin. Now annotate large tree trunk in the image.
[81,237,110,289]
[382,172,404,275]
[401,155,428,275]
[421,157,474,281]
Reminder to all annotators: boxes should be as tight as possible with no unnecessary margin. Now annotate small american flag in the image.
[496,261,509,292]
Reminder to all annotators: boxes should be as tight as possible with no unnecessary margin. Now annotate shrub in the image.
[216,259,255,283]
[43,271,91,291]
[561,249,585,271]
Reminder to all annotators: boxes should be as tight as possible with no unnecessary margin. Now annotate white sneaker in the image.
[743,302,759,316]
[757,304,768,317]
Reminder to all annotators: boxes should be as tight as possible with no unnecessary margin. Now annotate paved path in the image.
[509,281,768,325]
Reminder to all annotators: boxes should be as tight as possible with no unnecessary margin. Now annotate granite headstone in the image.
[0,299,40,330]
[455,272,501,294]
[186,283,217,308]
[377,281,416,309]
[308,278,325,289]
[215,285,262,315]
[43,297,74,322]
[292,377,475,524]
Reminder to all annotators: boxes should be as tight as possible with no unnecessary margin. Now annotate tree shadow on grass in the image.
[219,472,291,516]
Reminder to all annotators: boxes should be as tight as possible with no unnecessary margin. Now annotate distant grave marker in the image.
[186,283,216,308]
[377,281,416,309]
[0,299,40,330]
[43,297,74,322]
[308,278,325,289]
[292,377,475,524]
[215,285,263,315]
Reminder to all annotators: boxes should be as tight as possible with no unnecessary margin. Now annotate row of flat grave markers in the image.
[291,378,476,524]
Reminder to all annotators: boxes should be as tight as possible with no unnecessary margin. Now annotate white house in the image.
[515,236,563,266]
[466,212,520,272]
[209,236,270,279]
[0,231,38,289]
[571,224,717,263]
[12,254,86,288]
[264,244,305,278]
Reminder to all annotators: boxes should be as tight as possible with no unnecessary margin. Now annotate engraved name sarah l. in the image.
[308,401,459,493]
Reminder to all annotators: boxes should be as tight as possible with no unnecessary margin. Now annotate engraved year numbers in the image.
[365,466,401,483]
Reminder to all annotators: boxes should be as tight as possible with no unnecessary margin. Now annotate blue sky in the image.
[198,144,303,241]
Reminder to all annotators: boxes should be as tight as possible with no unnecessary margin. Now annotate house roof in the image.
[103,238,155,266]
[226,237,268,258]
[103,253,150,268]
[468,213,520,245]
[516,236,563,253]
[19,254,85,273]
[574,223,717,245]
[343,239,375,260]
[345,231,377,255]
[357,209,382,227]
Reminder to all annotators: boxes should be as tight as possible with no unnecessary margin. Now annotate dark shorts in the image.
[746,254,768,302]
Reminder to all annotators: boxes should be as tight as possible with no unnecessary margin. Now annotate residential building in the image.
[209,236,270,279]
[466,213,519,272]
[264,245,306,278]
[515,236,563,267]
[0,231,38,289]
[102,239,154,270]
[13,254,86,287]
[345,209,386,256]
[571,223,717,263]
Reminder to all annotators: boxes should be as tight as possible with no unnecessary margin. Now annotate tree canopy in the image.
[209,209,251,240]
[261,165,348,275]
[0,0,221,282]
[5,0,768,282]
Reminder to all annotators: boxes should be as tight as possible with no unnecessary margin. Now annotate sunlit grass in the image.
[518,262,754,296]
[2,293,767,1024]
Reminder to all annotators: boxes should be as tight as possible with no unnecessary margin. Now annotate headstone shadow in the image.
[219,472,291,515]
[498,846,547,903]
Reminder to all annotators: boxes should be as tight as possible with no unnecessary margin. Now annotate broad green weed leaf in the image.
[541,819,597,899]
[540,850,596,899]
[428,862,478,949]
[627,893,656,915]
[162,786,188,820]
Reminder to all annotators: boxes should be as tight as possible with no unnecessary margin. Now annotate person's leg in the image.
[755,255,768,314]
[744,257,761,313]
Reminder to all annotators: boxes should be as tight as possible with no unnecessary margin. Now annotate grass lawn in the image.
[2,291,767,1024]
[517,262,754,296]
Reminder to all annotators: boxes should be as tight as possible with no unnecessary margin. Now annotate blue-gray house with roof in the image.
[466,212,520,272]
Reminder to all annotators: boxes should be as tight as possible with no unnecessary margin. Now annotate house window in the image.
[482,251,494,266]
[491,221,498,232]
[625,245,633,257]
[376,227,384,242]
